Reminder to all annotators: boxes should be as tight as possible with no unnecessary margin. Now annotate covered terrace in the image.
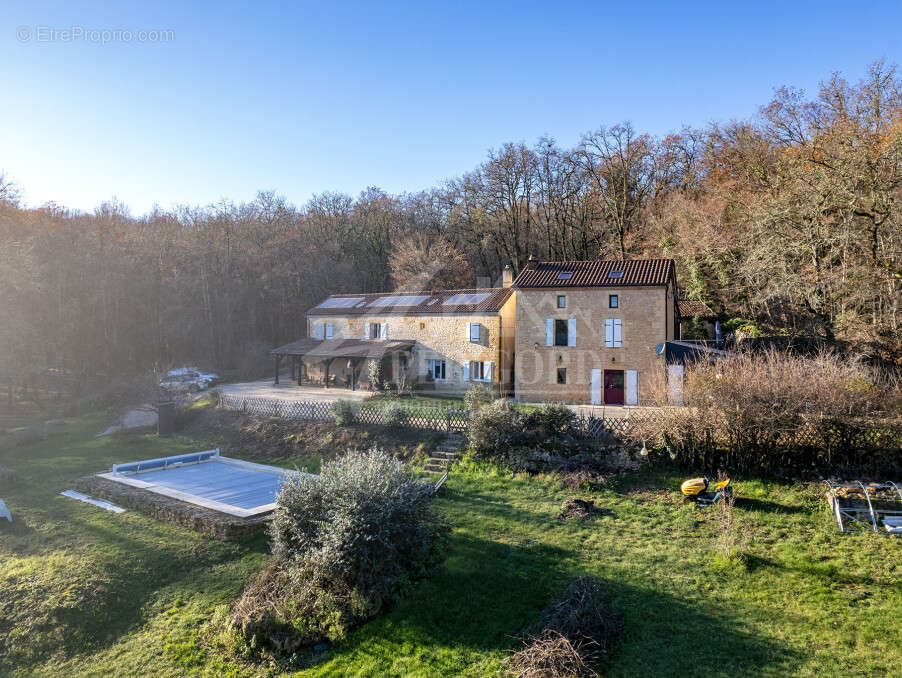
[271,337,415,391]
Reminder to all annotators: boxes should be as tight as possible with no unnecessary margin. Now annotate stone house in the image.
[511,258,677,405]
[272,257,679,404]
[275,285,516,397]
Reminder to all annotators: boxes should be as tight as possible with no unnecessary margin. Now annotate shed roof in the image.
[512,258,675,288]
[272,337,415,358]
[655,340,734,365]
[307,287,513,316]
[677,299,717,319]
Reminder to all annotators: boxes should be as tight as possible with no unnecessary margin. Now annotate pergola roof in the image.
[271,337,415,359]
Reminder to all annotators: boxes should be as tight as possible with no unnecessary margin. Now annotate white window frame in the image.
[470,360,494,382]
[370,322,382,340]
[426,359,446,381]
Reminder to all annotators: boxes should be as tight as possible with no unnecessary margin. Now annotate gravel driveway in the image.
[217,379,372,403]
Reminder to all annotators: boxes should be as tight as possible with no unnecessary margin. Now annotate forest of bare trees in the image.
[2,62,901,403]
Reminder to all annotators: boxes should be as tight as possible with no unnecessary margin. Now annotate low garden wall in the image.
[75,474,269,539]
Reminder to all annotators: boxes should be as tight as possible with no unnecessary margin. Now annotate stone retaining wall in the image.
[75,474,270,540]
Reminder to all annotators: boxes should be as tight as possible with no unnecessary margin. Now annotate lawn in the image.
[2,407,902,677]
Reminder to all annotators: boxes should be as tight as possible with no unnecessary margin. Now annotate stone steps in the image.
[424,435,464,474]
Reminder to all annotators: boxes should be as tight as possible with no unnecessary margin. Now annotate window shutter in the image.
[605,319,613,347]
[545,318,553,346]
[426,359,433,378]
[613,319,622,347]
[463,361,471,381]
[364,323,370,340]
[486,362,494,382]
[567,318,576,346]
[380,322,388,340]
[325,323,333,339]
[315,322,324,339]
[466,322,472,341]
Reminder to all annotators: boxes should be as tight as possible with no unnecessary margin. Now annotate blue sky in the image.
[1,0,900,215]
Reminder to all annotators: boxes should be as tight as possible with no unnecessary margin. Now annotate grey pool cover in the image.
[99,450,304,517]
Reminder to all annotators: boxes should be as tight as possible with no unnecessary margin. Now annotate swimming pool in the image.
[98,449,305,517]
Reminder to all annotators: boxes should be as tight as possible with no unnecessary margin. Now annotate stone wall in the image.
[76,474,269,539]
[307,312,510,396]
[513,285,674,404]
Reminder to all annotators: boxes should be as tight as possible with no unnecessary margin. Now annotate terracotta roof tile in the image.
[512,258,675,288]
[677,299,716,319]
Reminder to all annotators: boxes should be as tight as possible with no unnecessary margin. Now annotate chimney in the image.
[502,264,513,288]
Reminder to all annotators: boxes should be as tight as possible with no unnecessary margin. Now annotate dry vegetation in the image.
[182,405,440,464]
[509,576,621,678]
[630,350,902,475]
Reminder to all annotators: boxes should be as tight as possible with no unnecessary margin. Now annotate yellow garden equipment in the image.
[681,476,733,506]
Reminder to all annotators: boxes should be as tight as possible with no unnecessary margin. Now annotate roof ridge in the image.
[533,257,673,265]
[323,286,504,298]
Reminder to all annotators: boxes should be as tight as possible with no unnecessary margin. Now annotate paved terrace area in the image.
[218,378,373,403]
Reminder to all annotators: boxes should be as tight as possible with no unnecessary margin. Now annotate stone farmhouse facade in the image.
[272,258,680,405]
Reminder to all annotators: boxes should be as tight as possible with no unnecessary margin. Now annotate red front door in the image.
[604,370,625,405]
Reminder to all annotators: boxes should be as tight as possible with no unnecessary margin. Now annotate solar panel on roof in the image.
[443,292,490,305]
[367,295,430,307]
[607,270,625,279]
[557,272,573,280]
[318,297,365,308]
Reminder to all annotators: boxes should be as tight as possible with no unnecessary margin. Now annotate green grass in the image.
[2,408,902,676]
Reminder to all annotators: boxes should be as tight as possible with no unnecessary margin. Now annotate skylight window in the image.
[443,293,490,305]
[367,295,429,307]
[607,270,625,279]
[426,298,439,305]
[317,297,364,308]
[557,272,573,280]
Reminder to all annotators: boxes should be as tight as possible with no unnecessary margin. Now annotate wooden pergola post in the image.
[274,355,281,384]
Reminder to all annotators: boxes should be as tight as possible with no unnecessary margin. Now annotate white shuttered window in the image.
[605,319,622,347]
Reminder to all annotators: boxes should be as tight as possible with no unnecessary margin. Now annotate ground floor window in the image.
[426,359,446,380]
[470,360,493,382]
[557,367,567,384]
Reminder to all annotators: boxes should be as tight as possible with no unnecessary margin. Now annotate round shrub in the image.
[229,449,446,654]
[521,403,577,439]
[331,399,358,427]
[467,398,522,458]
[381,402,408,428]
[463,383,494,412]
